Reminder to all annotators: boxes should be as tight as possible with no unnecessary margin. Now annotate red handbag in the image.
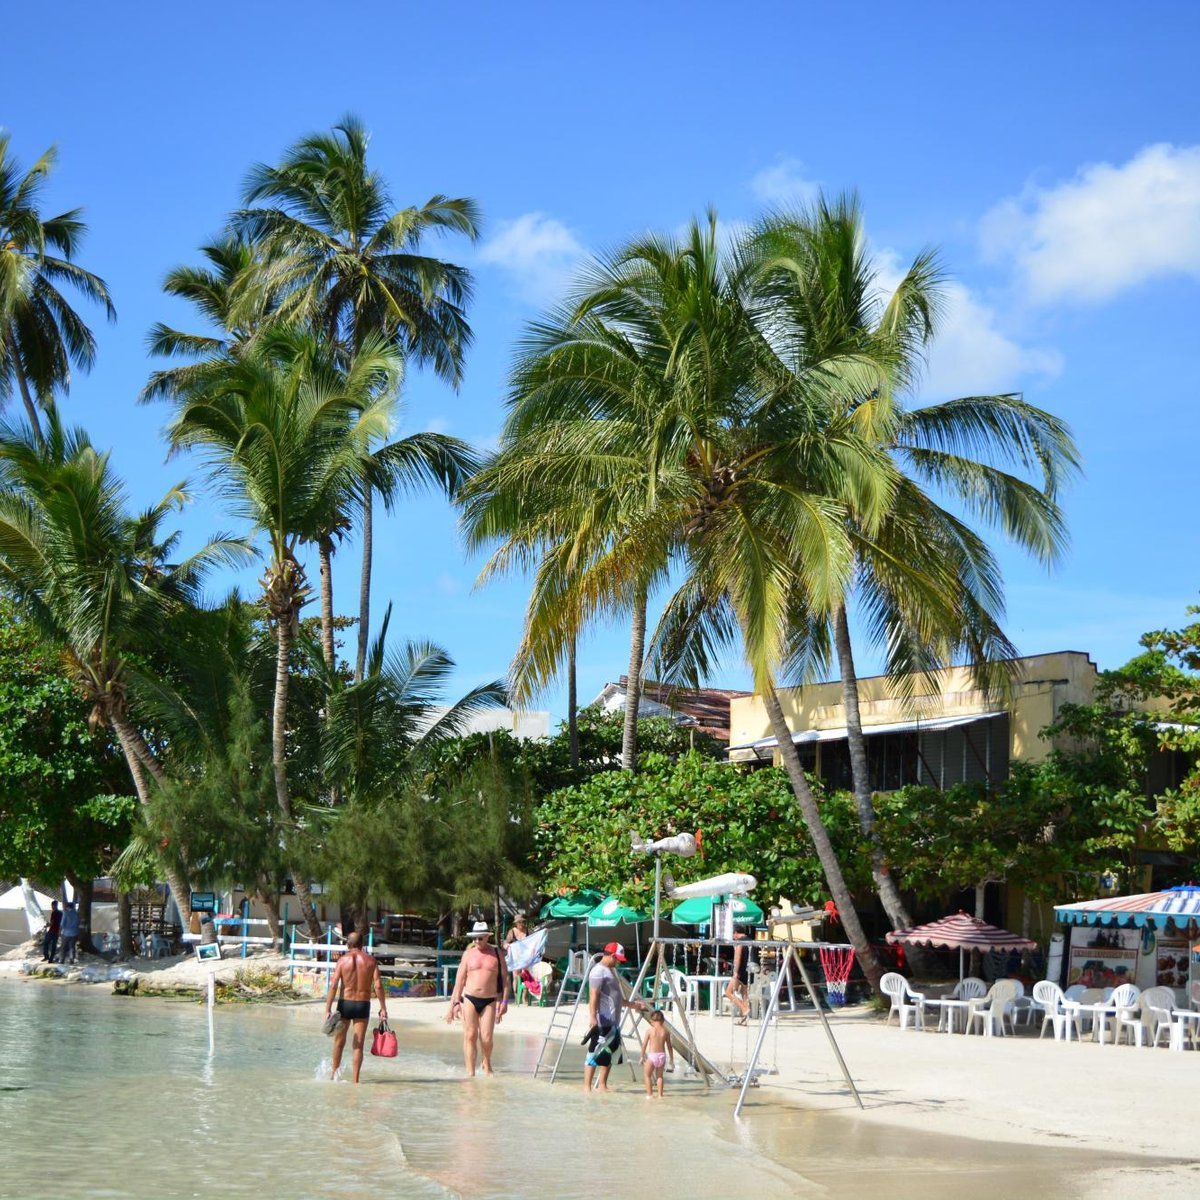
[370,1019,398,1057]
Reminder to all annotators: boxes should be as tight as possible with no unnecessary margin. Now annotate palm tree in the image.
[0,136,114,447]
[166,327,406,935]
[471,216,894,986]
[747,197,1080,936]
[0,409,245,923]
[235,116,480,680]
[141,234,273,403]
[313,603,507,929]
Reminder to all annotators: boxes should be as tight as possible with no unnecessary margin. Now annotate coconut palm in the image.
[747,197,1080,935]
[470,216,895,986]
[166,327,411,934]
[0,136,115,446]
[141,234,274,403]
[235,116,480,680]
[0,408,246,923]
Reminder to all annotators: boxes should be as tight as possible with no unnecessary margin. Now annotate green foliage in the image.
[0,598,134,883]
[877,765,1147,905]
[421,707,724,803]
[535,753,868,908]
[320,751,535,920]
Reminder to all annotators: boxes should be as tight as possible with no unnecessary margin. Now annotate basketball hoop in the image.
[819,946,855,1006]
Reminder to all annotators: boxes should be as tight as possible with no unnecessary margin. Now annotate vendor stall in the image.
[1053,885,1200,1003]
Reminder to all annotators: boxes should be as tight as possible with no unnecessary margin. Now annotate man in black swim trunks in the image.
[323,931,388,1083]
[445,921,509,1076]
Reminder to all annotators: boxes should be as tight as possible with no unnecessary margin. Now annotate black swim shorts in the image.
[338,998,370,1021]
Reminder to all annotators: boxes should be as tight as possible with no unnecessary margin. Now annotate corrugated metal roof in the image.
[728,710,1006,754]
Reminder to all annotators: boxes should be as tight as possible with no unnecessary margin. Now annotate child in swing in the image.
[640,1009,675,1098]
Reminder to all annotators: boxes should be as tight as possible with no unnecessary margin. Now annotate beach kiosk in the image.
[1053,885,1200,1003]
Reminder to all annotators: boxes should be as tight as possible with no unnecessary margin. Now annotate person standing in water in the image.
[446,921,509,1076]
[640,1009,675,1098]
[583,942,645,1093]
[323,931,388,1083]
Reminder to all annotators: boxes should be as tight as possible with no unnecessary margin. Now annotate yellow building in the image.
[727,650,1100,791]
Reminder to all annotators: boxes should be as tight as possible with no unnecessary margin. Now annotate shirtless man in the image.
[445,921,509,1076]
[323,931,388,1083]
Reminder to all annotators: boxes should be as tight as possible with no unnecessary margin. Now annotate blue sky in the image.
[4,3,1199,721]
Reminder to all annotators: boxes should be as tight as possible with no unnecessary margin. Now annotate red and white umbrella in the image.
[887,913,1037,979]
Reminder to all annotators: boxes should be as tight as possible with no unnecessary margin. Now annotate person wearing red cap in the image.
[583,942,644,1093]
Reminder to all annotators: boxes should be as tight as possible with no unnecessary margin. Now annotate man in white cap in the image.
[583,942,644,1093]
[446,921,509,1075]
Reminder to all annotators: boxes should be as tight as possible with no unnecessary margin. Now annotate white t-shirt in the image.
[588,963,623,1026]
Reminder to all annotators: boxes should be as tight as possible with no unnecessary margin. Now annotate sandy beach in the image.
[392,993,1198,1163]
[7,943,1197,1188]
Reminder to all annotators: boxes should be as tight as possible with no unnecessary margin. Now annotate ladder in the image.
[532,945,726,1087]
[532,950,594,1081]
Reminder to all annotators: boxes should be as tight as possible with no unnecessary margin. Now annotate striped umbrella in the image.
[887,913,1037,980]
[1053,886,1200,930]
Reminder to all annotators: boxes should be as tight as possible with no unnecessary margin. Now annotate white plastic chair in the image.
[967,978,1021,1037]
[659,968,699,1015]
[953,977,988,1000]
[1109,983,1142,1045]
[1135,986,1175,1048]
[881,972,927,1031]
[1032,980,1068,1040]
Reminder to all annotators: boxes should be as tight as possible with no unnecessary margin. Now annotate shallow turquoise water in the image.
[0,980,1168,1199]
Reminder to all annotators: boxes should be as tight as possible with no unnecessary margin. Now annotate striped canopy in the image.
[886,913,1036,952]
[1053,886,1200,929]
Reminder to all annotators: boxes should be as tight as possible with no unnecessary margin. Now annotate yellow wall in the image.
[728,651,1100,766]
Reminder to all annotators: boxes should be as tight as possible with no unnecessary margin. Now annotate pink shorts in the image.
[646,1051,667,1069]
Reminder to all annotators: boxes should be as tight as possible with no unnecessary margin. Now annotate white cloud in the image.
[477,212,585,306]
[981,143,1200,304]
[434,572,462,597]
[873,248,1060,399]
[424,416,451,435]
[749,157,820,208]
[922,282,1063,398]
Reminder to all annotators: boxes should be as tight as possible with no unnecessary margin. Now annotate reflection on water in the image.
[0,981,1176,1200]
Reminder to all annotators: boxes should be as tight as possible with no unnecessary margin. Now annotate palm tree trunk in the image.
[620,584,648,772]
[763,683,884,992]
[356,482,373,683]
[271,612,323,937]
[4,331,45,450]
[318,535,336,668]
[71,874,96,955]
[567,630,579,770]
[255,885,281,943]
[107,709,193,927]
[833,605,917,935]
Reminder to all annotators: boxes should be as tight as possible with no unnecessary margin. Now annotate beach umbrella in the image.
[587,895,651,963]
[670,895,764,926]
[1053,886,1200,930]
[539,888,606,920]
[886,913,1036,980]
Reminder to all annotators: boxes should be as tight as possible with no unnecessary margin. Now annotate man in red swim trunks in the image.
[323,931,388,1083]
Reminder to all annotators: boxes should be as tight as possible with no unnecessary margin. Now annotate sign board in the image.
[711,900,734,942]
[194,941,222,962]
[190,892,216,913]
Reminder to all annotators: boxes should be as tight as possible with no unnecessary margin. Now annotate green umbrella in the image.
[586,895,651,928]
[670,895,764,926]
[539,888,606,920]
[587,894,650,963]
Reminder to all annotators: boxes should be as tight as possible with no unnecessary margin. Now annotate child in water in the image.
[640,1009,675,1098]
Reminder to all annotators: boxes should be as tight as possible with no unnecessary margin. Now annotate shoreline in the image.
[6,951,1198,1171]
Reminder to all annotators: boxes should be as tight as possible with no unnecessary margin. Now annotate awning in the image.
[1054,886,1200,929]
[728,710,1006,755]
